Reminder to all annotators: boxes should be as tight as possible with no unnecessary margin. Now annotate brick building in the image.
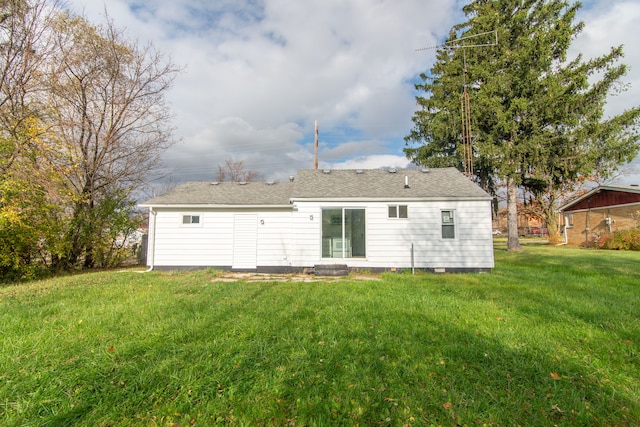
[559,185,640,246]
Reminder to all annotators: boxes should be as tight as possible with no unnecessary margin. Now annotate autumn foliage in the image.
[595,227,640,251]
[0,0,178,281]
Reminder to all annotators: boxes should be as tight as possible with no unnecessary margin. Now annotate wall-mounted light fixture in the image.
[260,219,265,225]
[310,214,314,221]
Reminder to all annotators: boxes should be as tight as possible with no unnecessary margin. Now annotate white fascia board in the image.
[289,196,492,203]
[138,204,293,209]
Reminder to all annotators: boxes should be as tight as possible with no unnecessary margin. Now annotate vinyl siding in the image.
[148,200,494,270]
[256,211,293,267]
[290,204,321,266]
[151,208,291,267]
[291,200,494,269]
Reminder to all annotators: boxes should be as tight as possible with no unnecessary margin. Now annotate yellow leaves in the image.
[550,372,562,380]
[442,401,452,410]
[0,208,23,226]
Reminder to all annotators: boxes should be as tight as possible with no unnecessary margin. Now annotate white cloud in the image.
[328,154,412,170]
[66,0,640,185]
[572,1,640,117]
[571,1,640,185]
[159,117,308,182]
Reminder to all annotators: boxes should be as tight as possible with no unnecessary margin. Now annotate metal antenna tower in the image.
[417,30,497,178]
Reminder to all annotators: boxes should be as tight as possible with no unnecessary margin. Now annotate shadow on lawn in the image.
[490,247,640,338]
[43,279,639,426]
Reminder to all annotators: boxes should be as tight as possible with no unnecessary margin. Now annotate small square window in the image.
[388,205,408,219]
[182,215,200,225]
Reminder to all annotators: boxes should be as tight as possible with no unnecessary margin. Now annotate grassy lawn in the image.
[1,246,639,426]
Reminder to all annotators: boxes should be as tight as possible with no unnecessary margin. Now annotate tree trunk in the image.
[536,190,562,245]
[83,197,96,268]
[60,197,91,269]
[545,207,562,245]
[507,176,522,251]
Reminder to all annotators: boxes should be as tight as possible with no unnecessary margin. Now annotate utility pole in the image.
[314,119,319,170]
[417,30,497,179]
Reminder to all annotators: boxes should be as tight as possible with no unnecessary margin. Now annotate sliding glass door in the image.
[321,208,366,258]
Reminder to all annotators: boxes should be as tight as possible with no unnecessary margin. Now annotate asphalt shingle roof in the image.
[292,168,490,199]
[141,167,490,206]
[141,181,295,206]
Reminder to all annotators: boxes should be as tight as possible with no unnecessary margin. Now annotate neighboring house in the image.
[559,185,640,246]
[139,168,495,273]
[492,207,547,237]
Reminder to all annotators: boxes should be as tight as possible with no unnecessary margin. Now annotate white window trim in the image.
[388,204,408,219]
[180,213,202,227]
[565,213,574,228]
[441,209,456,240]
[321,207,367,259]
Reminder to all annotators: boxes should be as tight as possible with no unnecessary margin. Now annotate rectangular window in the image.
[182,214,200,225]
[441,210,455,239]
[388,204,408,219]
[322,208,366,258]
[565,214,574,228]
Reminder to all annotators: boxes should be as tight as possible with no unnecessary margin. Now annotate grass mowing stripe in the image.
[0,245,639,425]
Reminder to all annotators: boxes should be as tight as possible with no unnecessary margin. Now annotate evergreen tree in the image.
[405,0,640,249]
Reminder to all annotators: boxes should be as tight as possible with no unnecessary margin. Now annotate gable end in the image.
[564,189,640,212]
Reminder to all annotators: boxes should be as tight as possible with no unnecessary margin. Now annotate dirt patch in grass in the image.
[210,272,381,283]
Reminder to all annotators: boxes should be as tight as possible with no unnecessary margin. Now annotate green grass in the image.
[1,246,639,426]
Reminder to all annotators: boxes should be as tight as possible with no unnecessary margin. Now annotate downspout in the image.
[557,211,568,246]
[585,197,592,246]
[138,207,156,273]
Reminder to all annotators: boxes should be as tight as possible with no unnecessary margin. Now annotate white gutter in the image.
[138,207,156,273]
[288,196,492,203]
[138,204,293,209]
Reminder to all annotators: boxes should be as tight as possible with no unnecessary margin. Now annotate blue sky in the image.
[65,0,640,185]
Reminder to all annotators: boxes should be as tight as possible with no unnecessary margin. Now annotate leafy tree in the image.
[0,0,57,173]
[405,0,640,250]
[45,12,179,268]
[0,2,177,280]
[0,1,63,281]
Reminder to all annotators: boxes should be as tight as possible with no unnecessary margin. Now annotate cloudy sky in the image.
[64,0,640,185]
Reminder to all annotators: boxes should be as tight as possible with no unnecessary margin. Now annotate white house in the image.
[139,168,495,273]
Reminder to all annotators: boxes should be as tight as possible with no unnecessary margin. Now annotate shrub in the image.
[597,227,640,251]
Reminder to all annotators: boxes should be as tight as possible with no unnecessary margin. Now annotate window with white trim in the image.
[321,208,366,258]
[565,213,574,228]
[388,204,408,219]
[441,210,455,239]
[182,214,200,225]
